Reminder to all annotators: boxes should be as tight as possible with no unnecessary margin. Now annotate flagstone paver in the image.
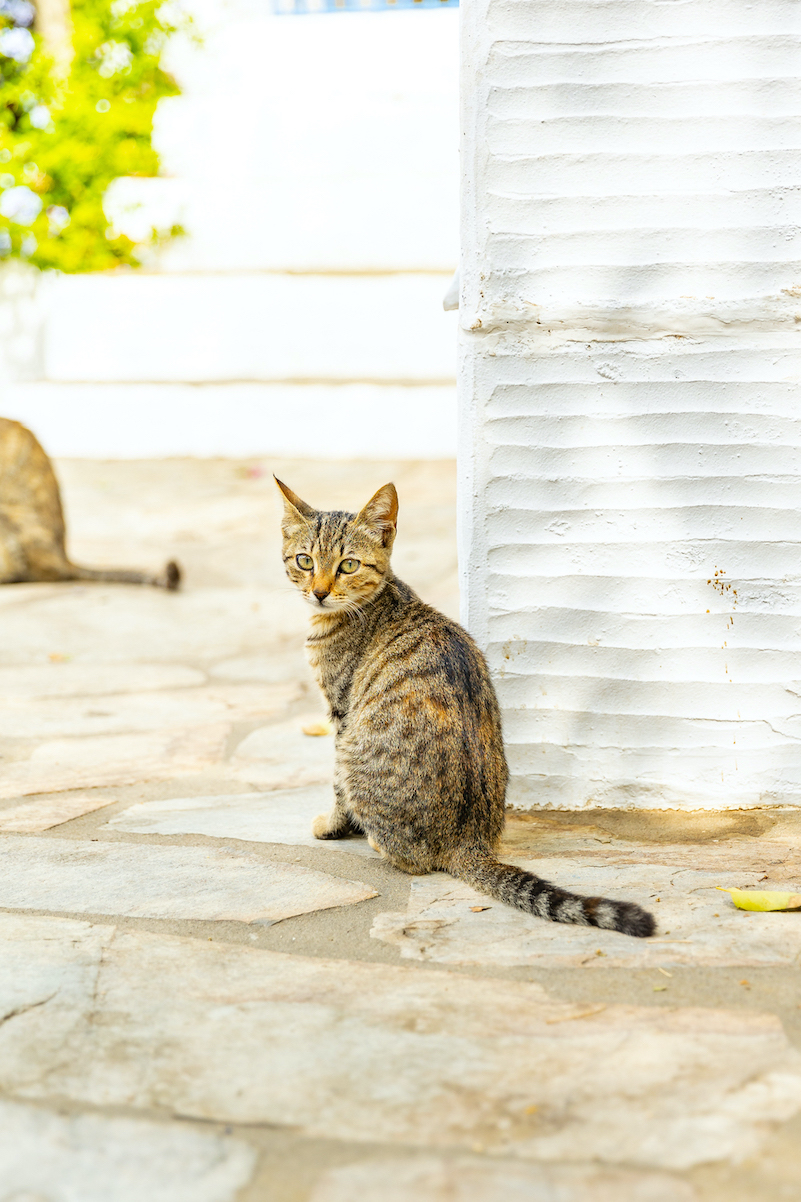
[0,1098,257,1202]
[0,722,232,799]
[0,457,799,1200]
[232,718,336,789]
[500,810,801,878]
[2,913,800,1171]
[309,1156,697,1202]
[0,583,305,665]
[0,791,118,831]
[210,651,311,684]
[107,785,381,856]
[370,858,801,968]
[0,681,301,740]
[0,836,377,922]
[0,662,206,698]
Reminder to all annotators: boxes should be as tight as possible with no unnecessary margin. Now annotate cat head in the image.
[275,478,398,613]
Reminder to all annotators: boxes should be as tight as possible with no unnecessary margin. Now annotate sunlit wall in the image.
[2,0,459,457]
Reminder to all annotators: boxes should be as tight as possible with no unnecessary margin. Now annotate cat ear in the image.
[274,477,316,531]
[356,483,398,547]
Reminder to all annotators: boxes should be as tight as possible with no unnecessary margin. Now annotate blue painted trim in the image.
[273,0,457,13]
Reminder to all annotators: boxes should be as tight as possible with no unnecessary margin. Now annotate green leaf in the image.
[0,0,182,271]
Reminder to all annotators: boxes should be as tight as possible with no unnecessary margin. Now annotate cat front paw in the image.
[312,813,339,839]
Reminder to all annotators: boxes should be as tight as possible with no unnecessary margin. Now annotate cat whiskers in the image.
[341,597,367,627]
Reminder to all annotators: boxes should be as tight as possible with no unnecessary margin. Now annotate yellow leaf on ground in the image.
[717,887,801,912]
[469,905,490,912]
[302,721,332,737]
[544,1006,606,1025]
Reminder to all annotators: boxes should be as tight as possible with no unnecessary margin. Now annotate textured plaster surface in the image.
[0,458,800,1201]
[459,0,801,810]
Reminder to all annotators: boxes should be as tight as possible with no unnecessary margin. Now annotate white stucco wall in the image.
[460,0,801,809]
[1,1,459,457]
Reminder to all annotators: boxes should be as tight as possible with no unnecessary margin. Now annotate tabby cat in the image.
[0,418,180,588]
[277,477,654,938]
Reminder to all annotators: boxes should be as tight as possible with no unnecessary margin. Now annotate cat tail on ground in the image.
[71,559,181,590]
[449,847,654,938]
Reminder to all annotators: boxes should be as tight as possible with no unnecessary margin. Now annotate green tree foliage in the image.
[0,0,180,271]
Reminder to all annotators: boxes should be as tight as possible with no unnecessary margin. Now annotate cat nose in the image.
[313,587,330,601]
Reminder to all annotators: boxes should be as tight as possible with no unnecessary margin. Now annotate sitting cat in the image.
[277,477,654,938]
[0,418,180,589]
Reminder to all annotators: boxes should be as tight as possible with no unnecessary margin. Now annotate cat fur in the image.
[277,476,654,939]
[0,418,180,589]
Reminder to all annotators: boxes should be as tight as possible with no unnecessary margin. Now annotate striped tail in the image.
[450,848,654,938]
[73,559,181,590]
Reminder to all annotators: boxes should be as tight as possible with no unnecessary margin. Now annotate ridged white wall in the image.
[459,0,801,809]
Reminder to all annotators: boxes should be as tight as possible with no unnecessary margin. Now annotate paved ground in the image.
[0,457,800,1202]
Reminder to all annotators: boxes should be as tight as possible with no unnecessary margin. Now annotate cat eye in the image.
[296,554,314,570]
[338,558,360,574]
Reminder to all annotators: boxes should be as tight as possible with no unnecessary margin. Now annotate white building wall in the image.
[460,0,801,809]
[1,0,460,457]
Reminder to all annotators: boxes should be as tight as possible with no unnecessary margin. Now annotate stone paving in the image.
[0,457,800,1201]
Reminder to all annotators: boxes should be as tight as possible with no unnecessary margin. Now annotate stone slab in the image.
[0,661,205,698]
[2,913,800,1170]
[210,651,311,684]
[0,584,305,665]
[0,792,117,832]
[232,718,335,789]
[0,682,300,740]
[370,858,801,968]
[0,723,231,800]
[0,1099,255,1202]
[500,815,801,882]
[107,787,380,857]
[0,836,377,922]
[310,1157,696,1202]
